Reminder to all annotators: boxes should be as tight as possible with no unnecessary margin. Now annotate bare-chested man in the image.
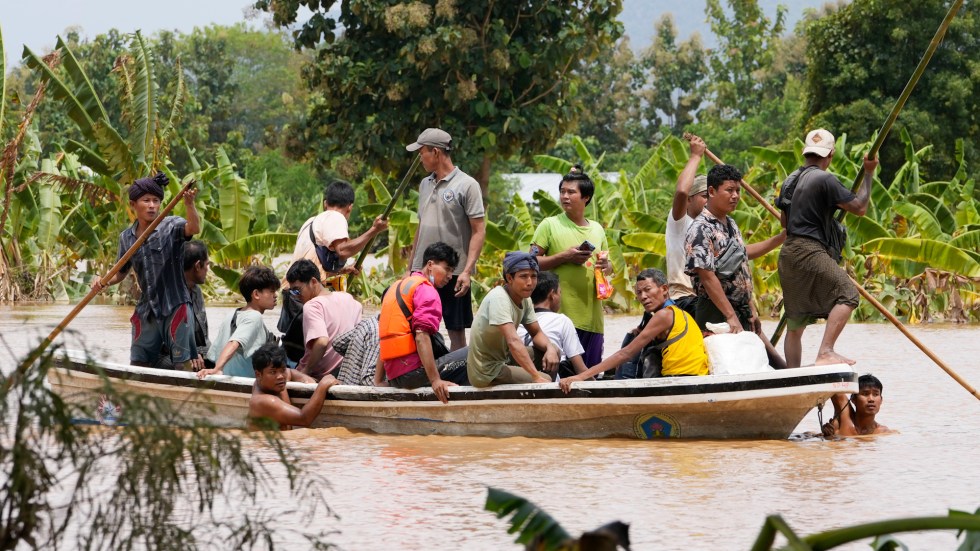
[248,343,337,430]
[822,374,892,437]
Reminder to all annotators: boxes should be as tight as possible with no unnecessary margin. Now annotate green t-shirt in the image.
[467,285,537,387]
[531,214,607,333]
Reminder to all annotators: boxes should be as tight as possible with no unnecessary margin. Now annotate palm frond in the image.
[19,172,115,204]
[129,31,157,166]
[56,36,111,126]
[156,57,186,168]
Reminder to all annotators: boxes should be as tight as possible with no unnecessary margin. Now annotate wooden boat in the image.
[50,350,857,439]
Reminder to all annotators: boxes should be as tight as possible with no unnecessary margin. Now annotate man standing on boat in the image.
[666,135,708,318]
[248,343,338,430]
[375,242,461,404]
[285,259,363,380]
[530,165,612,368]
[92,173,200,370]
[776,129,878,367]
[405,128,486,352]
[466,252,557,387]
[685,164,787,369]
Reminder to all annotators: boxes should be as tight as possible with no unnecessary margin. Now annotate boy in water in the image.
[248,343,337,430]
[822,374,892,437]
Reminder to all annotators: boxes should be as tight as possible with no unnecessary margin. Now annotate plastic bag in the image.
[595,251,613,300]
[704,332,773,375]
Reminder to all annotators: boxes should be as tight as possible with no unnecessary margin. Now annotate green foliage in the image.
[803,0,980,183]
[255,0,624,190]
[0,341,333,549]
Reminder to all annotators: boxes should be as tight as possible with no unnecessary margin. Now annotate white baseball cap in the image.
[803,128,835,157]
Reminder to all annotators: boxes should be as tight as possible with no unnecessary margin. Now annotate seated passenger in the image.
[333,317,380,386]
[466,252,558,387]
[559,269,708,393]
[822,374,892,437]
[374,242,460,403]
[285,259,363,381]
[248,343,338,430]
[516,271,589,380]
[199,266,313,382]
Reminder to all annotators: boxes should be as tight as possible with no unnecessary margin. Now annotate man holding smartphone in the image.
[530,165,612,368]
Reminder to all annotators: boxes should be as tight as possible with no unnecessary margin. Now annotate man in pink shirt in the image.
[285,259,363,380]
[374,242,460,403]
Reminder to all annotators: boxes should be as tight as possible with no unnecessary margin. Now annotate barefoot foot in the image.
[815,351,856,366]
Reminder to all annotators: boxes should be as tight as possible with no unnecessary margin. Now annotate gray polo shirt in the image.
[411,167,484,274]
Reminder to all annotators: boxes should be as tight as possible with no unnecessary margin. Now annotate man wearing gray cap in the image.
[665,134,708,317]
[775,128,878,368]
[406,127,486,351]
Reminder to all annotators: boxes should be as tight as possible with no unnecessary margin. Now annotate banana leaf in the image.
[907,192,956,235]
[0,26,6,138]
[129,31,156,166]
[531,189,562,218]
[55,36,111,126]
[484,220,520,251]
[861,237,980,277]
[894,202,948,241]
[847,215,892,245]
[625,210,665,233]
[621,232,666,256]
[215,148,253,243]
[485,487,571,548]
[532,155,572,175]
[210,232,297,265]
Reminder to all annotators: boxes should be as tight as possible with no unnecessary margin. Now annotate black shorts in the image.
[437,275,474,330]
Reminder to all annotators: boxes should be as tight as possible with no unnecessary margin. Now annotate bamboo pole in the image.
[347,154,422,283]
[12,178,197,378]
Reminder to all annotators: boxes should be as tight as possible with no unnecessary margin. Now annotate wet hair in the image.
[531,271,560,304]
[707,164,742,190]
[422,241,459,271]
[286,258,320,284]
[323,180,355,207]
[635,268,667,286]
[857,374,883,393]
[183,240,208,271]
[559,164,595,206]
[239,265,279,302]
[252,342,287,372]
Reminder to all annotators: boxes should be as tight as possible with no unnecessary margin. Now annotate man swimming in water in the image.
[822,374,891,437]
[248,343,337,430]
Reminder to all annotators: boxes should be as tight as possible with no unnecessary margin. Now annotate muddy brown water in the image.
[2,303,979,549]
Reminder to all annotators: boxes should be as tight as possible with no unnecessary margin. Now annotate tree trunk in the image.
[476,154,492,207]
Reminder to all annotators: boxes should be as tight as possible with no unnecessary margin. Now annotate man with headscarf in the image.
[92,173,201,369]
[466,251,559,387]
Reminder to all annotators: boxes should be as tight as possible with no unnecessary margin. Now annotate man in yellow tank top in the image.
[559,269,708,392]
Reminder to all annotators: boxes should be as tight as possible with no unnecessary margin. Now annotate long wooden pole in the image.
[347,154,422,282]
[12,178,197,376]
[694,140,979,401]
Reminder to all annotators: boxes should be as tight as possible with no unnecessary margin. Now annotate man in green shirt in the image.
[467,252,558,387]
[530,165,612,367]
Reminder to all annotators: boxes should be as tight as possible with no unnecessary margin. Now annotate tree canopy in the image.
[255,0,624,194]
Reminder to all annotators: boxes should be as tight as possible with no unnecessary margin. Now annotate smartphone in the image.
[579,240,596,252]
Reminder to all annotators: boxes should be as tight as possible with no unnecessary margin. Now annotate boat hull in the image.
[50,351,857,439]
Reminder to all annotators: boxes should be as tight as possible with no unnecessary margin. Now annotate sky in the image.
[2,0,269,58]
[2,0,824,68]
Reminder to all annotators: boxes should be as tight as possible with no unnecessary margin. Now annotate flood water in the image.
[2,303,979,549]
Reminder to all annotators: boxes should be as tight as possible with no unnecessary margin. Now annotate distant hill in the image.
[618,0,835,51]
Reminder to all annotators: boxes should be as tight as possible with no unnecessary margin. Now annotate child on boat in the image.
[515,271,591,380]
[198,266,313,382]
[559,269,708,394]
[92,173,200,370]
[822,374,892,437]
[248,343,337,430]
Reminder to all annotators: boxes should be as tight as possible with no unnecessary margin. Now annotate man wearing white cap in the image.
[775,128,878,367]
[405,128,486,351]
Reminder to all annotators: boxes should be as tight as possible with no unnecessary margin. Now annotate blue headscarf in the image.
[502,251,539,279]
[128,172,169,201]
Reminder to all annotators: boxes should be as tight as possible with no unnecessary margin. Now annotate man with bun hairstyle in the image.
[92,173,200,369]
[405,127,486,352]
[775,129,878,367]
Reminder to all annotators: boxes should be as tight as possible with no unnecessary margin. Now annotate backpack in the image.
[305,219,344,273]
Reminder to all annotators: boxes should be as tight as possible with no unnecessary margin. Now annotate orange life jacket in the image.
[378,275,431,361]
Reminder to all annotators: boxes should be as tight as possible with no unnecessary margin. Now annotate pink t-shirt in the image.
[383,273,443,380]
[299,292,363,380]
